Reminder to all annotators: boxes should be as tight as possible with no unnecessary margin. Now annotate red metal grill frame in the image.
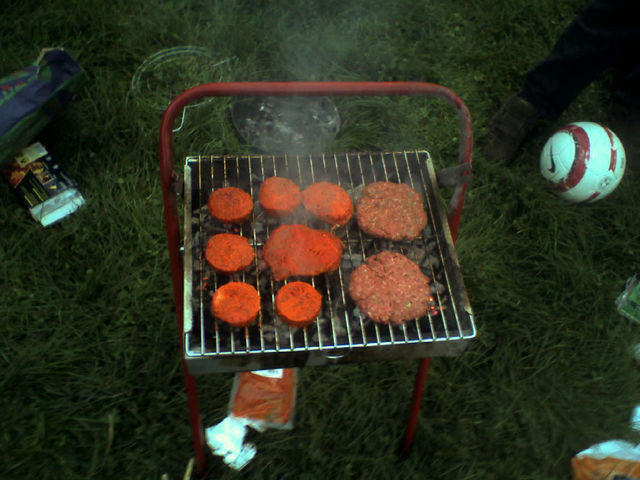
[158,82,473,474]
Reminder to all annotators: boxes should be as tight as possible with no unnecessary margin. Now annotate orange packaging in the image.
[229,368,297,430]
[571,440,640,480]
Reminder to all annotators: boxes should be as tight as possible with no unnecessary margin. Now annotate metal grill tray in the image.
[183,151,475,375]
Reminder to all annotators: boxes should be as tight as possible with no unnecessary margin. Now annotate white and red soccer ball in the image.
[539,121,626,203]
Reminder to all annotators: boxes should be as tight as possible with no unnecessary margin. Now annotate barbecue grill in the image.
[158,82,475,474]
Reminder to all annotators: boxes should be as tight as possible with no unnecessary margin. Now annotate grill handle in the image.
[158,82,473,473]
[159,82,472,246]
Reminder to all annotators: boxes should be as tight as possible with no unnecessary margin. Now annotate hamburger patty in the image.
[205,233,255,275]
[211,282,261,327]
[355,182,428,241]
[258,176,301,217]
[348,251,431,325]
[263,224,344,281]
[301,181,353,226]
[207,187,253,224]
[275,281,322,327]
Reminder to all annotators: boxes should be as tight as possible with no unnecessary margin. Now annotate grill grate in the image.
[183,151,475,374]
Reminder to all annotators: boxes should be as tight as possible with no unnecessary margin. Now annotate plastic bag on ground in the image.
[571,440,640,479]
[229,368,297,431]
[206,368,297,470]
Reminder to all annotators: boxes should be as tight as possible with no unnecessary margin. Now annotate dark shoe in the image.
[610,101,640,172]
[485,95,544,164]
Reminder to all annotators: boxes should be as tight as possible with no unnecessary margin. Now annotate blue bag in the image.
[0,48,85,165]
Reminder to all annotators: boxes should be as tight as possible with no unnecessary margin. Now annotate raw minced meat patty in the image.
[348,251,431,325]
[355,182,428,241]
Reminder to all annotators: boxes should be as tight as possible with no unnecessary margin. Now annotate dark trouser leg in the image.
[520,0,640,120]
[614,61,640,109]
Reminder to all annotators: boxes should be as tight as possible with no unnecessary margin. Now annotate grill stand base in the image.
[183,359,432,473]
[158,81,473,475]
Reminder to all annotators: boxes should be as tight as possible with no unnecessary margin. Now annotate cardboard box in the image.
[3,142,85,226]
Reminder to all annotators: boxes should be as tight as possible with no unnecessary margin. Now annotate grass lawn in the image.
[2,0,640,478]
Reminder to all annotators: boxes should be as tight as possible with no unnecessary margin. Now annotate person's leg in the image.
[521,0,640,120]
[613,61,640,109]
[487,0,640,163]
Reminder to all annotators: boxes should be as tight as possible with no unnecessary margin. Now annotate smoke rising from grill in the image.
[232,3,407,157]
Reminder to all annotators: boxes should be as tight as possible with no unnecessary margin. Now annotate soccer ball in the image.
[539,121,626,202]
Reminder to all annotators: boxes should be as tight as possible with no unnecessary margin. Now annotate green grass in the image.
[2,0,640,478]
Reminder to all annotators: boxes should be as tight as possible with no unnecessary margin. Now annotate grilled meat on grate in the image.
[349,251,431,325]
[355,182,428,241]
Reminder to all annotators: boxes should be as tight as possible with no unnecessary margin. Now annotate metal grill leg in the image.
[400,357,431,459]
[183,364,207,474]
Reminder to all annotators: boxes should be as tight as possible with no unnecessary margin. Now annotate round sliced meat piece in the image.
[348,251,431,325]
[205,233,255,275]
[302,181,353,226]
[258,176,301,217]
[275,281,322,327]
[211,282,261,327]
[263,224,343,281]
[207,187,253,224]
[355,182,428,241]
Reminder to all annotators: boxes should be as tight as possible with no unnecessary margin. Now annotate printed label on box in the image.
[2,142,85,226]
